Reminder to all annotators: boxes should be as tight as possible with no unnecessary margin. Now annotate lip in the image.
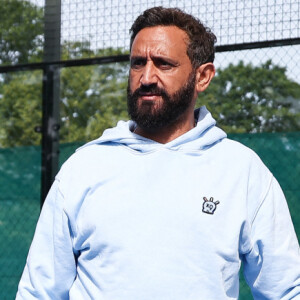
[139,93,161,101]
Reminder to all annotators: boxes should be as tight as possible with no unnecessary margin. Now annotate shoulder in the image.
[219,137,257,156]
[214,137,269,171]
[223,137,275,211]
[58,142,120,176]
[217,137,273,198]
[55,142,119,195]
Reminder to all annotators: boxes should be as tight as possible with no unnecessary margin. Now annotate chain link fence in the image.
[0,0,299,298]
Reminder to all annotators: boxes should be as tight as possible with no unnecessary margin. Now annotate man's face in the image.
[127,26,197,130]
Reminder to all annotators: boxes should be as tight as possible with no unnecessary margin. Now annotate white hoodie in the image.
[16,107,300,299]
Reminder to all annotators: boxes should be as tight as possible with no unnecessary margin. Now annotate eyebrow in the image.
[130,55,179,66]
[130,55,145,62]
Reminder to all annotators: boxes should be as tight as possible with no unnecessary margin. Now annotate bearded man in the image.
[17,7,300,299]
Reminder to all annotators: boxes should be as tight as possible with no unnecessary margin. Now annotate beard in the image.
[127,71,196,131]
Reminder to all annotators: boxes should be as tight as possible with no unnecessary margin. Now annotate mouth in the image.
[139,92,162,101]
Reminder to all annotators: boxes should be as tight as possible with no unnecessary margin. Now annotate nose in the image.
[140,62,158,86]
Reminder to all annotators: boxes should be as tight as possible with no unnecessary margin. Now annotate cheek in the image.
[129,72,140,91]
[161,76,184,94]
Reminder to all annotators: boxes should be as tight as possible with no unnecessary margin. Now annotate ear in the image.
[195,63,215,93]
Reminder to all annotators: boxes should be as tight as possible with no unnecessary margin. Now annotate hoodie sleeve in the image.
[16,179,77,299]
[243,176,300,299]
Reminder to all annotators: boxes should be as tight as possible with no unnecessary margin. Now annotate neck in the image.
[134,109,196,144]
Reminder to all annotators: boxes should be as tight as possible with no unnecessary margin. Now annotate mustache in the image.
[130,84,168,97]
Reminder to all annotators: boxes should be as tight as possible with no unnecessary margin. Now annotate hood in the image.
[78,106,226,155]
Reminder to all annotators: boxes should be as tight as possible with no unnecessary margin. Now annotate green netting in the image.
[1,132,299,299]
[0,146,41,300]
[228,132,300,299]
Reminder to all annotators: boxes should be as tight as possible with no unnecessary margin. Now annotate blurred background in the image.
[0,0,299,298]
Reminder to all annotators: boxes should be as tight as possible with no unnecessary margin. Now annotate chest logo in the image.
[202,197,220,215]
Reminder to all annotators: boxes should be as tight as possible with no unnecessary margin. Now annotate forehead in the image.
[131,26,190,58]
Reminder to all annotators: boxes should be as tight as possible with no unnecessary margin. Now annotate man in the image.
[17,7,300,299]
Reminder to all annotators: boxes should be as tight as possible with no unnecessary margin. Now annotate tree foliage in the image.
[0,0,44,65]
[59,44,129,143]
[0,0,299,146]
[199,60,300,133]
[0,0,44,147]
[1,57,300,147]
[0,71,42,147]
[0,42,129,147]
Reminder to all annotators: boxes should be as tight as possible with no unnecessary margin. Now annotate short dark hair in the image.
[129,7,216,68]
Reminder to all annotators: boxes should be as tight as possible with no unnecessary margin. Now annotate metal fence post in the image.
[41,0,61,207]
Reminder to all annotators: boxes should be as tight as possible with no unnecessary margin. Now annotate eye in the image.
[155,58,174,70]
[130,58,146,69]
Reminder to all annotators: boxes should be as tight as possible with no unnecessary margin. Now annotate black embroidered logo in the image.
[202,197,220,214]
